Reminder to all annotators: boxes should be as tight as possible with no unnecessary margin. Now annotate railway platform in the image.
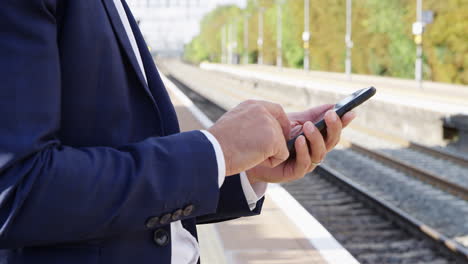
[200,62,468,109]
[161,73,360,264]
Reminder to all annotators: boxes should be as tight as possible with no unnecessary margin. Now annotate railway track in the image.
[160,67,468,263]
[344,141,468,201]
[347,124,468,168]
[285,165,468,263]
[408,142,468,168]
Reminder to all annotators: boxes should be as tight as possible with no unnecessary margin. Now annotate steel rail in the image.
[349,142,468,201]
[315,165,468,263]
[347,124,468,168]
[409,142,468,168]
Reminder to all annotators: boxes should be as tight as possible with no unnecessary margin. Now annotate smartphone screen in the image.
[287,87,376,155]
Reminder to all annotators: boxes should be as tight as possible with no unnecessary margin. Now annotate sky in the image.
[126,0,247,54]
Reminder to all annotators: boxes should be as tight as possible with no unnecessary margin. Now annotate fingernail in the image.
[348,111,356,119]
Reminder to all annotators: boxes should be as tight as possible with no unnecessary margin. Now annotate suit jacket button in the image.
[145,216,159,229]
[153,229,170,247]
[171,209,183,221]
[183,205,195,217]
[159,213,171,225]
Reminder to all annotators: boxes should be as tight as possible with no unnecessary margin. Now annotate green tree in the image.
[184,0,468,85]
[184,5,242,63]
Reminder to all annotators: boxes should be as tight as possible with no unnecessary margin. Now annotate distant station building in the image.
[127,0,247,56]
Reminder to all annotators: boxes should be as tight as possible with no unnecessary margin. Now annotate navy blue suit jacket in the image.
[0,0,264,263]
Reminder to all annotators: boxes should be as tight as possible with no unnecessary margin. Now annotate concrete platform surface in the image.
[200,62,468,109]
[160,72,359,264]
[161,59,467,145]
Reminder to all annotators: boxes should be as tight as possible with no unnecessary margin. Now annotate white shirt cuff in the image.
[240,171,268,211]
[200,130,226,188]
[199,130,267,211]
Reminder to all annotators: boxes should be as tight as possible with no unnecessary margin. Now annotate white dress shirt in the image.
[112,1,267,263]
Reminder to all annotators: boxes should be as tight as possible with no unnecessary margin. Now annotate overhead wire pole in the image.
[221,26,226,64]
[414,0,424,88]
[228,22,234,64]
[244,13,250,64]
[219,26,222,63]
[257,7,265,65]
[303,0,310,71]
[345,0,353,80]
[232,19,238,64]
[276,0,284,68]
[226,24,229,63]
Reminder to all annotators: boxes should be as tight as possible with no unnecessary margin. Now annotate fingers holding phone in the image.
[324,110,343,151]
[241,87,375,185]
[246,121,327,184]
[287,87,376,155]
[288,110,352,176]
[341,111,356,128]
[301,122,327,170]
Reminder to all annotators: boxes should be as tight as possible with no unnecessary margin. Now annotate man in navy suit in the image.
[0,0,354,263]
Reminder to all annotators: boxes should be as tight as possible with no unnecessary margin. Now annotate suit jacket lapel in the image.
[101,0,156,103]
[121,0,181,136]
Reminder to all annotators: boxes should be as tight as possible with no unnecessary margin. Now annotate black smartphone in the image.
[287,87,377,155]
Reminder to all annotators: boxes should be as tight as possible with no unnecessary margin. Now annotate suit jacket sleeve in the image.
[196,175,265,225]
[0,0,220,248]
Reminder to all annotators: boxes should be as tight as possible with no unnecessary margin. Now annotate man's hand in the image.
[208,100,291,176]
[246,105,356,184]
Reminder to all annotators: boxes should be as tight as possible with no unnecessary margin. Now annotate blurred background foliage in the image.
[184,0,468,84]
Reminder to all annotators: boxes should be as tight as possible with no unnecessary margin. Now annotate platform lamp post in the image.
[227,23,233,64]
[224,25,229,64]
[345,0,353,80]
[231,19,239,64]
[243,13,251,64]
[413,0,424,88]
[221,26,226,64]
[257,7,265,65]
[303,0,310,71]
[412,1,433,89]
[276,0,285,69]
